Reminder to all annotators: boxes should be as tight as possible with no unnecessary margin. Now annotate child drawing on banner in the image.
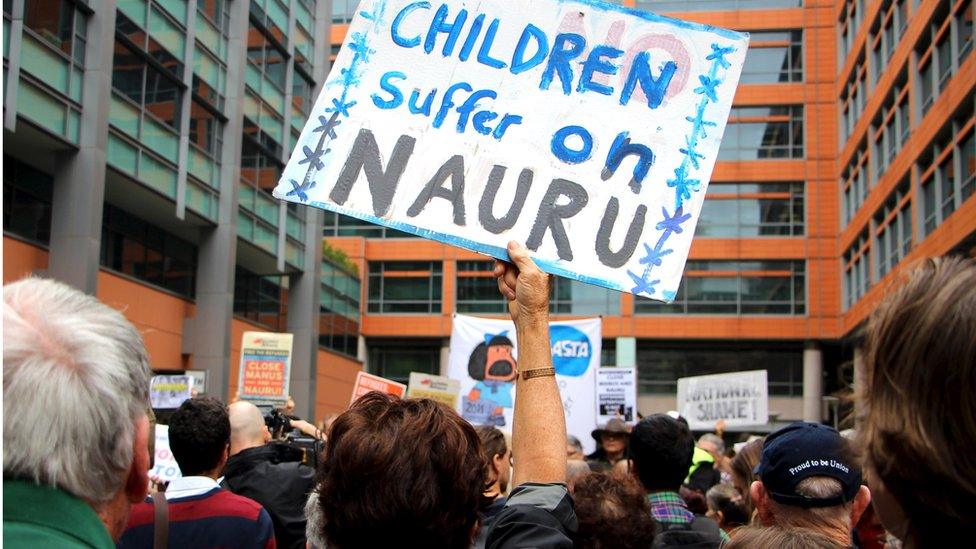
[464,332,517,426]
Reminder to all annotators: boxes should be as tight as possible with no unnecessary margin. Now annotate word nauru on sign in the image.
[275,0,748,301]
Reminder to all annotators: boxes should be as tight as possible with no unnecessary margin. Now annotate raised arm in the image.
[494,241,566,486]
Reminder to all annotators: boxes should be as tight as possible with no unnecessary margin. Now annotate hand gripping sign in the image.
[275,0,748,301]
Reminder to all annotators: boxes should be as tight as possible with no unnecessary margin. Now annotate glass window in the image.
[872,178,912,280]
[24,0,77,58]
[718,106,803,160]
[841,141,869,226]
[739,30,802,84]
[842,231,870,309]
[367,261,442,313]
[3,156,54,245]
[636,260,805,315]
[322,211,415,238]
[234,268,288,330]
[697,182,804,236]
[247,21,287,92]
[188,99,222,159]
[100,204,197,298]
[112,15,184,132]
[456,261,508,314]
[918,102,975,236]
[636,343,803,396]
[198,0,230,33]
[333,0,358,23]
[367,340,441,384]
[915,0,972,119]
[321,258,361,357]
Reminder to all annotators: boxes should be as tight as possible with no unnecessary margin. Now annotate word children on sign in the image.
[676,370,768,431]
[275,0,749,301]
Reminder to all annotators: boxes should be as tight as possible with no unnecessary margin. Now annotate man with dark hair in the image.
[629,414,724,548]
[751,422,871,546]
[118,397,276,548]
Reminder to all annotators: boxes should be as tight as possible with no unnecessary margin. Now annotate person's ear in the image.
[851,485,872,526]
[492,453,505,476]
[125,415,151,502]
[716,510,725,526]
[750,481,774,526]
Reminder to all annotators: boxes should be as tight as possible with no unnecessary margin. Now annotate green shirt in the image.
[3,478,115,548]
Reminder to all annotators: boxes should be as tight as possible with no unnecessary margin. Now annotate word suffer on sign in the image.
[275,0,748,301]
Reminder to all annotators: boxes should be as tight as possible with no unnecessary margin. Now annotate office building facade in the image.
[3,0,365,420]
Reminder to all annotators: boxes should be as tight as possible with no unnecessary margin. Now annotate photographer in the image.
[223,401,317,549]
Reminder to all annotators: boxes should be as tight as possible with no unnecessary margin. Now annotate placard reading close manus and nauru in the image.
[275,0,748,301]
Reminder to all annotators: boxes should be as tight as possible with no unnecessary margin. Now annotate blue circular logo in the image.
[549,325,591,377]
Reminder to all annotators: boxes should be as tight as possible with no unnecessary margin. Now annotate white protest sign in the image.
[446,314,600,454]
[149,425,182,482]
[407,372,462,408]
[596,367,637,424]
[677,370,768,430]
[275,0,748,302]
[150,375,193,409]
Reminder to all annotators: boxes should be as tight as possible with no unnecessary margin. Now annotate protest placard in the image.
[150,375,193,409]
[407,372,462,408]
[275,0,748,302]
[596,367,637,424]
[149,424,182,482]
[677,370,768,430]
[447,314,600,454]
[238,332,293,403]
[350,371,408,405]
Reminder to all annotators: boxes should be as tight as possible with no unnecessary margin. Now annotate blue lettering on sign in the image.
[390,1,431,48]
[549,325,591,377]
[550,125,593,164]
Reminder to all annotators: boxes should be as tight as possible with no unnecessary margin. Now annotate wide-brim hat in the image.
[591,418,630,441]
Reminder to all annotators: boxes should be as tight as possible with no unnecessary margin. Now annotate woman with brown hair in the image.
[729,438,763,517]
[308,242,576,548]
[857,256,976,547]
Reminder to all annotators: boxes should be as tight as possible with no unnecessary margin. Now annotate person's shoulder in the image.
[4,522,81,547]
[205,488,269,521]
[486,483,577,549]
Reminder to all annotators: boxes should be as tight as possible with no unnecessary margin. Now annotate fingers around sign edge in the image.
[496,272,515,301]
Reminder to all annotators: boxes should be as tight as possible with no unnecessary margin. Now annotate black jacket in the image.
[222,444,316,549]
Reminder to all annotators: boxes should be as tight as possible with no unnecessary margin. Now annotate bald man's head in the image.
[228,401,270,455]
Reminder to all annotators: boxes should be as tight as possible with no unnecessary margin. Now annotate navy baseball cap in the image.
[755,422,861,508]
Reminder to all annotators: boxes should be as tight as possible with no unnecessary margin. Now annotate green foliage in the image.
[322,240,359,276]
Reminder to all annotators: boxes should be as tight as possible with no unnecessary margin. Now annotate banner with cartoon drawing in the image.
[447,314,601,454]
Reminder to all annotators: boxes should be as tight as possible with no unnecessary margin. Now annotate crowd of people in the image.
[3,243,974,548]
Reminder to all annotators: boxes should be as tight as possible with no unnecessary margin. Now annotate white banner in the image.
[677,370,768,431]
[275,0,749,302]
[447,314,601,454]
[596,367,638,425]
[149,425,182,482]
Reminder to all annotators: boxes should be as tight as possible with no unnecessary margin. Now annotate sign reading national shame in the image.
[275,0,748,301]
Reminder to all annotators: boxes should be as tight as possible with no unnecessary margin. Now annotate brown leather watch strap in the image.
[521,367,556,380]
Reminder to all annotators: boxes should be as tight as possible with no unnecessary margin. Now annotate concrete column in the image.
[439,339,451,377]
[615,336,636,367]
[802,342,824,423]
[183,0,249,401]
[286,207,324,421]
[46,1,117,294]
[4,0,24,131]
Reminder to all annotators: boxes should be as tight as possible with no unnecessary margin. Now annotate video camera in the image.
[256,404,323,468]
